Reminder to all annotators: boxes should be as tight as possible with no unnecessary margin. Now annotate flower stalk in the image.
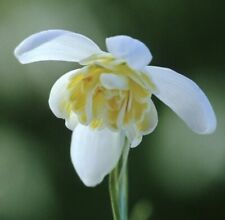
[109,138,130,220]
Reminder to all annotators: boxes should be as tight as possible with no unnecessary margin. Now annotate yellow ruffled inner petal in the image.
[65,57,156,131]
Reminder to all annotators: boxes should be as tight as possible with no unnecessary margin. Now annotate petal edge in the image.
[106,35,152,70]
[48,68,83,130]
[144,66,217,134]
[15,30,102,64]
[70,124,124,186]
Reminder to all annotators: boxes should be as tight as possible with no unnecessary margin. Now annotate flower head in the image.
[14,30,217,186]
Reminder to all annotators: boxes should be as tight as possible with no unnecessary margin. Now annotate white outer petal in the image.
[48,69,81,130]
[141,99,158,135]
[65,112,79,131]
[144,66,217,134]
[71,124,124,187]
[125,100,158,148]
[14,30,103,64]
[106,35,152,70]
[125,124,143,148]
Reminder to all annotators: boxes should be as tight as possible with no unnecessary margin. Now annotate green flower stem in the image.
[109,138,130,220]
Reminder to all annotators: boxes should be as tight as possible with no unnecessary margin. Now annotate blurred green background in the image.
[0,0,224,219]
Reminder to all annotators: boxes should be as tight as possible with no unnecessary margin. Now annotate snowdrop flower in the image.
[14,30,216,187]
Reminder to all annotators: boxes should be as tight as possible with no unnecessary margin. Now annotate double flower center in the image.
[67,56,156,131]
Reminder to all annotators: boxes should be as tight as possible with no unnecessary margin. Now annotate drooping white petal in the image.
[144,66,217,134]
[106,35,152,70]
[14,30,102,64]
[48,69,82,130]
[71,124,124,186]
[125,100,158,148]
[125,124,143,148]
[100,73,128,90]
[65,112,79,131]
[140,99,158,136]
[49,69,75,118]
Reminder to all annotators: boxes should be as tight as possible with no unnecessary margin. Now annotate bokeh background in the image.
[0,0,224,219]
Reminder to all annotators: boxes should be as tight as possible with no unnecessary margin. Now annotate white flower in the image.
[14,30,217,187]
